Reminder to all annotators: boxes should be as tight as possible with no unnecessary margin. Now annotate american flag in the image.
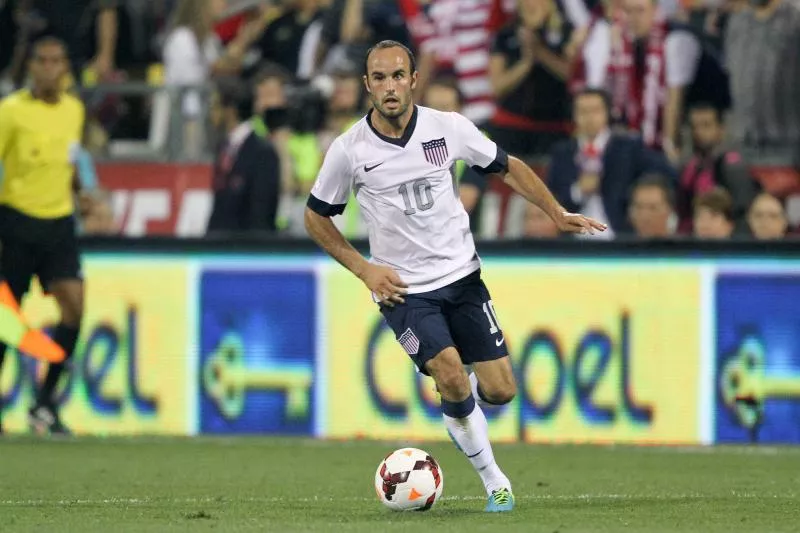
[421,137,449,167]
[398,328,420,355]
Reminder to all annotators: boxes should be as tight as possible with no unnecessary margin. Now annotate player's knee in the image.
[435,367,470,400]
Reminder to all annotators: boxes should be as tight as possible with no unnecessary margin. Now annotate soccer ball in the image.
[374,448,444,511]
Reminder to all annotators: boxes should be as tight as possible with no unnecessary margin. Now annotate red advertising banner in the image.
[97,163,213,237]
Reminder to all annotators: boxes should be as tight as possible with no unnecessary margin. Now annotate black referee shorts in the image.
[0,206,83,300]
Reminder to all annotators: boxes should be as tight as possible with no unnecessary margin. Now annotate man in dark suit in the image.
[547,89,676,237]
[207,78,281,234]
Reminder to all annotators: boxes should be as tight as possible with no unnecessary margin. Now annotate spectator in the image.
[207,78,281,234]
[1,0,119,88]
[319,67,364,147]
[422,77,488,233]
[488,0,575,157]
[629,174,677,238]
[724,0,800,153]
[585,0,702,160]
[524,203,561,238]
[159,0,263,156]
[399,0,459,97]
[677,102,759,234]
[251,63,296,223]
[693,187,734,239]
[451,0,510,124]
[317,0,411,74]
[255,0,324,77]
[548,88,675,238]
[747,192,789,240]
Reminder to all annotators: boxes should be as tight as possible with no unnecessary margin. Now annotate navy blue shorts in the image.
[379,270,508,375]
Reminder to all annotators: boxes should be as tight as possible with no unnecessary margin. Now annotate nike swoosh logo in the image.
[495,336,505,347]
[467,448,484,458]
[364,162,384,172]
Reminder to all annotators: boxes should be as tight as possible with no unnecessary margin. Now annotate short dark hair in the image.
[574,88,612,115]
[688,102,723,124]
[215,77,251,121]
[364,40,417,76]
[424,76,463,107]
[31,35,68,57]
[254,61,291,86]
[694,187,734,221]
[631,174,676,209]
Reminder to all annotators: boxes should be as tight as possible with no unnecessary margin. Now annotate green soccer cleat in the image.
[485,488,514,512]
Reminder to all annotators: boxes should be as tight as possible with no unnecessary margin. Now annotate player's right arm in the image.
[304,138,407,305]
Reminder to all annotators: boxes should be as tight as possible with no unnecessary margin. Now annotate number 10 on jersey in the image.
[399,179,434,215]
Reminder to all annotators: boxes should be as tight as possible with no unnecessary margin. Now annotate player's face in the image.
[629,186,672,238]
[623,0,655,38]
[423,85,460,113]
[364,47,417,120]
[748,194,788,240]
[30,43,68,93]
[694,207,733,239]
[690,109,723,153]
[574,94,608,138]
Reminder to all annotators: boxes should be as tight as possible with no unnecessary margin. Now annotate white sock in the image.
[469,372,491,409]
[443,401,511,495]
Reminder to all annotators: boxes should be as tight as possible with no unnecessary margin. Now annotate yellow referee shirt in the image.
[0,90,85,219]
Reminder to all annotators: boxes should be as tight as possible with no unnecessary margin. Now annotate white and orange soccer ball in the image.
[374,448,444,511]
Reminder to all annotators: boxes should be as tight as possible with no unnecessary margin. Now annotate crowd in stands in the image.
[0,0,798,240]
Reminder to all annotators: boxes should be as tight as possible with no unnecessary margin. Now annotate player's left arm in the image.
[494,157,607,235]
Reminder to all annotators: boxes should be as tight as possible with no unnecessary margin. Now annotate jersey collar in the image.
[366,105,418,148]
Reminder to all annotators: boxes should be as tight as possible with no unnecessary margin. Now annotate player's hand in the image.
[554,211,608,235]
[359,264,408,307]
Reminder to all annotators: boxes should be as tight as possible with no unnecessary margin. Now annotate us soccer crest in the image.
[421,138,448,167]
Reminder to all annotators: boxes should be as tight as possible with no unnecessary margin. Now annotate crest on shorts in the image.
[398,328,420,356]
[421,137,448,167]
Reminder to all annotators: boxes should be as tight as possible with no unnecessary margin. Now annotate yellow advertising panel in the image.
[483,263,701,444]
[0,260,191,435]
[325,262,701,445]
[324,269,519,442]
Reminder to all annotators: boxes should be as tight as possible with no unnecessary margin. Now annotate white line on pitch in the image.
[0,492,794,507]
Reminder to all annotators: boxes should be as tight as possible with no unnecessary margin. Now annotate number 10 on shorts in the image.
[482,300,501,334]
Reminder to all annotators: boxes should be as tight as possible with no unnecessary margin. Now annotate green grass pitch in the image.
[0,437,798,532]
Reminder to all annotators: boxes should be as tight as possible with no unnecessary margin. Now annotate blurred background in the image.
[0,0,799,445]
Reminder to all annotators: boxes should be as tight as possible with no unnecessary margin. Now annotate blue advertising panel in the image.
[199,269,317,435]
[715,273,800,443]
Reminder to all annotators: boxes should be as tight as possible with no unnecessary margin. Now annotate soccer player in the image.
[305,40,607,512]
[0,37,89,435]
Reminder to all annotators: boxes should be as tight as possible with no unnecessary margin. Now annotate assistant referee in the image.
[0,37,88,435]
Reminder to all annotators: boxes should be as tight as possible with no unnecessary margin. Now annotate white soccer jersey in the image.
[308,105,508,293]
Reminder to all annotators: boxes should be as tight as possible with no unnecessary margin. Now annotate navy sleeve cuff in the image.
[307,193,346,217]
[472,147,509,175]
